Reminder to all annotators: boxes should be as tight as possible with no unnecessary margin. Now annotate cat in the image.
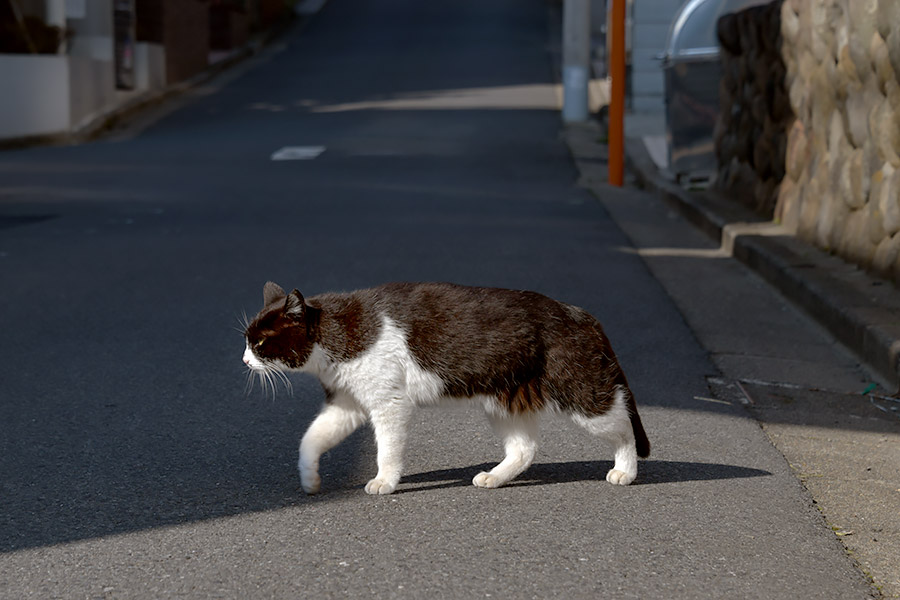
[243,281,650,495]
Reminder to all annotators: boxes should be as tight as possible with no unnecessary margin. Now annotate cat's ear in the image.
[284,289,306,319]
[263,281,286,306]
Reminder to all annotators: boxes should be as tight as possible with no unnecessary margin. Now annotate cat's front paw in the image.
[365,478,397,495]
[472,472,502,488]
[300,471,321,494]
[606,468,636,486]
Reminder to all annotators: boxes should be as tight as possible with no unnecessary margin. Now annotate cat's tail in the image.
[630,405,651,458]
[620,384,650,458]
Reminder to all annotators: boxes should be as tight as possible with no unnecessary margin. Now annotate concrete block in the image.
[134,42,166,91]
[0,54,70,139]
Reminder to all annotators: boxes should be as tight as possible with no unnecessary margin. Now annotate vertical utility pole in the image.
[562,0,590,123]
[608,0,626,186]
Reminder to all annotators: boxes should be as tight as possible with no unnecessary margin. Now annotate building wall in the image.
[16,0,47,19]
[162,0,209,84]
[258,0,288,28]
[0,54,118,139]
[630,0,683,112]
[777,0,900,283]
[68,0,114,61]
[68,55,116,128]
[134,41,166,90]
[1,0,274,142]
[0,55,70,138]
[714,1,791,215]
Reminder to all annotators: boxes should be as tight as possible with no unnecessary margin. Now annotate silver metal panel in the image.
[660,0,774,179]
[664,0,773,58]
[664,57,721,178]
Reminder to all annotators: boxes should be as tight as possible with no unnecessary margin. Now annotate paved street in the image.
[0,0,881,597]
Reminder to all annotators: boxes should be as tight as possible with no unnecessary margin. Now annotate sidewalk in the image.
[565,118,900,597]
[566,118,900,392]
[628,134,900,392]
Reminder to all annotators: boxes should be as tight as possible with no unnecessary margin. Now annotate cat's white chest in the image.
[311,316,445,408]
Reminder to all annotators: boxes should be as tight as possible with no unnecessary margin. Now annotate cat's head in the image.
[243,282,315,372]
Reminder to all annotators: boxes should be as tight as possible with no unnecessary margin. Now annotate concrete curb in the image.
[625,136,900,391]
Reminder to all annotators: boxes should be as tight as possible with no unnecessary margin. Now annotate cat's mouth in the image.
[242,346,293,396]
[242,346,265,370]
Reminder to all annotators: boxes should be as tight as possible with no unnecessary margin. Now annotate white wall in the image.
[0,0,148,141]
[135,43,166,92]
[0,55,71,138]
[68,56,116,128]
[0,54,119,139]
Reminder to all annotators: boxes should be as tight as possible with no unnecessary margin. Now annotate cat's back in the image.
[377,282,603,365]
[371,281,568,330]
[310,282,600,342]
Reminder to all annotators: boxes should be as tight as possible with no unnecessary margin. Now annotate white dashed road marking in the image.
[270,146,326,161]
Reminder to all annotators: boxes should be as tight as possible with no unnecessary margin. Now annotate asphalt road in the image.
[0,0,877,597]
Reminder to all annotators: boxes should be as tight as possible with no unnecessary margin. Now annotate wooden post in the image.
[608,0,626,186]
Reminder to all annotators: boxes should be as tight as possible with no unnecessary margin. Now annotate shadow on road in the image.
[396,460,771,493]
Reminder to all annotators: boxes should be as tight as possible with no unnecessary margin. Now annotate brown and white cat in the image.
[243,281,650,495]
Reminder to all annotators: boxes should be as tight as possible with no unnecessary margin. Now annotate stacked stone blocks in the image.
[776,0,900,283]
[715,0,792,216]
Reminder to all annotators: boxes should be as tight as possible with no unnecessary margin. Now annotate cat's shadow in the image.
[395,460,771,494]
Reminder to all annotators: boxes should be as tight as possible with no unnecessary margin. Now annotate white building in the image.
[0,0,165,143]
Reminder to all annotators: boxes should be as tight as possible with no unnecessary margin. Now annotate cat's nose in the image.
[243,355,250,365]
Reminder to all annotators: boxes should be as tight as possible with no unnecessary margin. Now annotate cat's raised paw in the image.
[365,478,397,495]
[472,472,502,488]
[606,468,636,486]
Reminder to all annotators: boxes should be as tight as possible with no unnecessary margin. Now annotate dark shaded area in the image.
[0,214,57,230]
[398,460,772,493]
[714,0,791,216]
[0,4,64,54]
[0,374,371,553]
[742,382,900,433]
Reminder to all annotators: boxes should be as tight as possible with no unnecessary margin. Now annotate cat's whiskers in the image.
[264,370,275,399]
[270,365,294,396]
[255,368,275,399]
[245,359,293,399]
[234,312,252,336]
[243,366,258,398]
[260,366,276,398]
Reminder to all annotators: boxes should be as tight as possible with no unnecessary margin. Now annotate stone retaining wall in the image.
[776,0,900,283]
[714,0,791,216]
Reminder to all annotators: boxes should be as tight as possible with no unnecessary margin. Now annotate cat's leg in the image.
[298,393,367,494]
[473,411,539,489]
[572,387,638,485]
[365,402,412,495]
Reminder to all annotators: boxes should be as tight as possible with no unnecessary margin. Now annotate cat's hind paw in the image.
[365,478,397,495]
[606,468,636,486]
[300,471,321,495]
[472,472,503,489]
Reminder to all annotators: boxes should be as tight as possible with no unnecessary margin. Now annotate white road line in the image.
[270,146,326,161]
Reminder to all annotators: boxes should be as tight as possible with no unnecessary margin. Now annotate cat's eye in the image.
[255,339,265,348]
